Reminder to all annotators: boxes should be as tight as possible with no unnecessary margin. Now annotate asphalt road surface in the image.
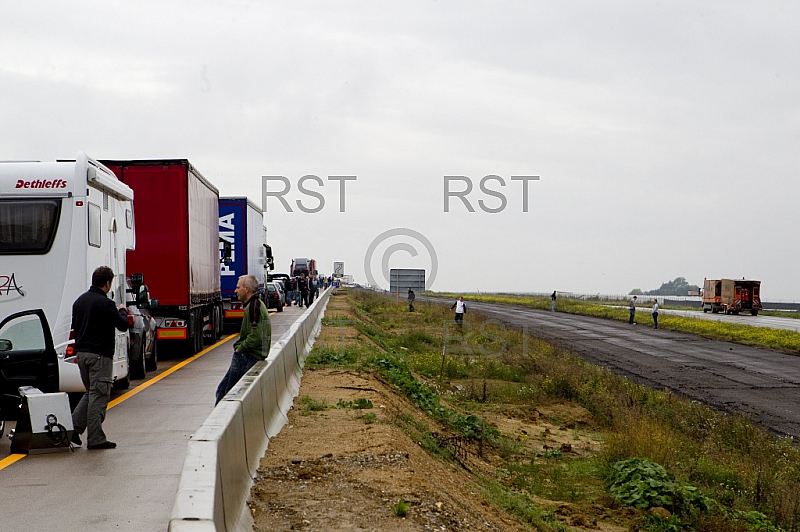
[614,305,800,332]
[423,296,800,438]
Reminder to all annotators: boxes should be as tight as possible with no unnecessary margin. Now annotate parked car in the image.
[126,278,159,380]
[266,282,285,312]
[268,273,291,298]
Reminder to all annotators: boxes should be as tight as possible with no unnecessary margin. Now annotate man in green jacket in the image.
[215,274,271,404]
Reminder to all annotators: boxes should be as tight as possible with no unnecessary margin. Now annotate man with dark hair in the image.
[215,274,271,404]
[70,266,129,450]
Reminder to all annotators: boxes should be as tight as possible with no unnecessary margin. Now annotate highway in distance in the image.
[424,296,800,438]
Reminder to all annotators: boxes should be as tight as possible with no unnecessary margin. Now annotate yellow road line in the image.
[1,310,279,470]
[0,332,241,471]
[0,453,26,469]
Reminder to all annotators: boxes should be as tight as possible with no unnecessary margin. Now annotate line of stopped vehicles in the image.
[0,153,344,431]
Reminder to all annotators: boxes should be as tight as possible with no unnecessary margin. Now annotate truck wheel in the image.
[195,309,204,353]
[146,338,158,372]
[131,344,146,380]
[215,305,223,340]
[751,309,759,316]
[277,303,283,312]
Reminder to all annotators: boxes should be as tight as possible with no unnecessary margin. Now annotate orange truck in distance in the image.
[702,278,762,315]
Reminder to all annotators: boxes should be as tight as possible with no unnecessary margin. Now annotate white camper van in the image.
[0,153,134,392]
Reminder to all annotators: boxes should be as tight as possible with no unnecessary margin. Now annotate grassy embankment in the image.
[309,289,800,531]
[430,292,800,354]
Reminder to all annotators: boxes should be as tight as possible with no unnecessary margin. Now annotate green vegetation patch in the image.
[318,290,800,531]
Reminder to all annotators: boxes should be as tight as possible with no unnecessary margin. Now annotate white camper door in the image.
[108,198,129,379]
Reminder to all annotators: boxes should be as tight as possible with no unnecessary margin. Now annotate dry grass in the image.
[308,289,800,531]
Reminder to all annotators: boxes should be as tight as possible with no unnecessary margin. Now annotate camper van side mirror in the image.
[0,339,12,352]
[221,239,232,264]
[136,285,152,308]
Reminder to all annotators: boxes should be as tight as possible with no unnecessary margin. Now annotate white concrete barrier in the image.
[169,288,331,531]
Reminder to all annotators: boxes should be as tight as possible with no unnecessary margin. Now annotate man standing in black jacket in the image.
[70,266,129,450]
[298,272,309,308]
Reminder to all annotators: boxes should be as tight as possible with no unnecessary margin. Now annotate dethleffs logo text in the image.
[15,179,68,189]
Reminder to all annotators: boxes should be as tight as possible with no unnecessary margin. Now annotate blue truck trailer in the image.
[218,197,267,330]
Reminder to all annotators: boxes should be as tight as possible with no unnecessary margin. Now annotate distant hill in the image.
[629,277,699,296]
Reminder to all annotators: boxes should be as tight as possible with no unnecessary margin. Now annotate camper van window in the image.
[88,202,101,247]
[0,199,61,254]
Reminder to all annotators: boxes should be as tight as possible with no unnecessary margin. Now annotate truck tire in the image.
[195,309,204,353]
[146,339,158,372]
[277,302,283,312]
[213,305,222,341]
[130,344,146,380]
[751,309,759,316]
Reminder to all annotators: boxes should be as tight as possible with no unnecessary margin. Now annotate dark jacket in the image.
[71,286,129,359]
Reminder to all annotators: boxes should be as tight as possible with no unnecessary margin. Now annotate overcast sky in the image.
[3,1,798,299]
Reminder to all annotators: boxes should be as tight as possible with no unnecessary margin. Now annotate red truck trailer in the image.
[102,159,223,355]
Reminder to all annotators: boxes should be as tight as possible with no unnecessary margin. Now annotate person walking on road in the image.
[629,295,637,325]
[70,266,130,450]
[451,296,467,328]
[306,274,316,307]
[407,287,415,312]
[293,277,302,306]
[298,272,309,308]
[287,277,296,306]
[551,290,557,312]
[216,274,271,405]
[652,298,659,329]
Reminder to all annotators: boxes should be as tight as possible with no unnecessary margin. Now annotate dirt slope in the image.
[250,367,529,531]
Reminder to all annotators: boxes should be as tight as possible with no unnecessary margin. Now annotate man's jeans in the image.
[215,351,257,404]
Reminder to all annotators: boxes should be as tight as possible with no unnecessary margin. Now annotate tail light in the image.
[127,310,135,327]
[66,328,75,357]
